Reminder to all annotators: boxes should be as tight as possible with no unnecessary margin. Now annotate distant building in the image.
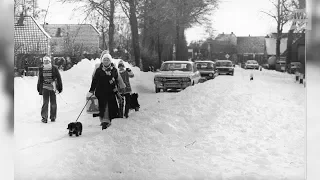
[237,36,265,64]
[43,24,100,57]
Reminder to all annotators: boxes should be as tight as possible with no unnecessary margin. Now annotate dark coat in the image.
[89,65,120,120]
[37,65,63,95]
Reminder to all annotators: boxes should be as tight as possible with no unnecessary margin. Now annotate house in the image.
[43,24,100,58]
[14,15,51,74]
[209,32,238,61]
[282,33,305,74]
[264,37,288,58]
[237,36,265,64]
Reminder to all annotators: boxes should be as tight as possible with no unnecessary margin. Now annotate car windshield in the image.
[160,63,192,72]
[216,61,232,67]
[195,62,214,70]
[247,60,258,64]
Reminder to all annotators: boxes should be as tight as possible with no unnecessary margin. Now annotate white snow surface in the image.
[15,58,305,180]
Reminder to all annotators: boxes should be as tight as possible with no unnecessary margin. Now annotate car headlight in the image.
[155,77,165,81]
[209,73,213,77]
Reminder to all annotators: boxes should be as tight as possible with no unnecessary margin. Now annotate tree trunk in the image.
[128,0,141,68]
[102,26,107,50]
[286,29,294,64]
[108,0,115,56]
[175,24,180,60]
[276,0,281,61]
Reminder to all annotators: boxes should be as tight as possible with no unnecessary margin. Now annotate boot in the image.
[101,122,111,130]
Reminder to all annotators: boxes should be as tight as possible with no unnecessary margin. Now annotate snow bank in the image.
[15,60,305,180]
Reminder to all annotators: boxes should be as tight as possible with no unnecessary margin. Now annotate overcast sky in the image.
[37,0,292,43]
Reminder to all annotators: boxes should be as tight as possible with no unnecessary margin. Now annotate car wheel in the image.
[155,86,160,93]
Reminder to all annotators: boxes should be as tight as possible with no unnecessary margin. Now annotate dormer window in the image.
[56,28,62,37]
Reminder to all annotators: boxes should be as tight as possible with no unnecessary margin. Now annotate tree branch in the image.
[118,0,130,19]
[260,10,278,22]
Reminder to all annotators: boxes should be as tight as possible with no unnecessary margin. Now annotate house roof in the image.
[14,16,51,54]
[215,33,236,41]
[43,24,100,38]
[236,36,265,54]
[265,38,288,55]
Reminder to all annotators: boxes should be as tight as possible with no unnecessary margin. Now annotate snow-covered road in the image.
[15,59,305,180]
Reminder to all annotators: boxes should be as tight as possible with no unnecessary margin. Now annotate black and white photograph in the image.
[5,0,319,179]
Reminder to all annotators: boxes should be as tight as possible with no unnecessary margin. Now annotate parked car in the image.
[154,61,202,93]
[245,60,259,69]
[287,62,301,74]
[194,60,216,81]
[275,61,287,72]
[215,60,234,75]
[262,63,269,69]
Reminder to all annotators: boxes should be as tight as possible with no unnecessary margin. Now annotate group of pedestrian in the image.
[37,51,135,130]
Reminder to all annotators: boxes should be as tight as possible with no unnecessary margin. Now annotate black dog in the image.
[67,122,83,137]
[129,93,140,111]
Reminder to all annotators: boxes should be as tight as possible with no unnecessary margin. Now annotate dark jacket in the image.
[37,65,63,95]
[89,64,120,120]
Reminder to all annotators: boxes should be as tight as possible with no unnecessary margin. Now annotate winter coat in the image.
[89,64,124,120]
[37,65,63,95]
[119,69,134,94]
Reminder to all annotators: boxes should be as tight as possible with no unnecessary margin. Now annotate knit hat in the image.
[118,61,125,68]
[43,56,51,62]
[100,50,109,60]
[101,53,112,67]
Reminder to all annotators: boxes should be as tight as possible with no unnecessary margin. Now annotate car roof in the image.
[247,60,257,62]
[216,60,232,62]
[163,61,194,64]
[195,61,215,63]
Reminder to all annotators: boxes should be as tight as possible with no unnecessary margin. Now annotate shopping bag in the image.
[86,93,99,114]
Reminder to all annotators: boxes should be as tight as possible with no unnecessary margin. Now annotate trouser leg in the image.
[41,89,50,119]
[49,90,57,120]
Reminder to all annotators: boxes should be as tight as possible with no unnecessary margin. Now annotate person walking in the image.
[89,53,125,130]
[37,56,63,123]
[118,61,134,118]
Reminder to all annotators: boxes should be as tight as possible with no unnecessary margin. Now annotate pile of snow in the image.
[15,60,305,180]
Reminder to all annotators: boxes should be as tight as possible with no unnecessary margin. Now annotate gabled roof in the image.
[14,16,51,39]
[43,24,100,38]
[265,38,288,55]
[215,33,236,41]
[14,16,51,54]
[236,36,265,54]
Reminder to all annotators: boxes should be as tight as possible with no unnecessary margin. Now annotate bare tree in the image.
[60,0,117,55]
[261,0,294,61]
[118,0,141,68]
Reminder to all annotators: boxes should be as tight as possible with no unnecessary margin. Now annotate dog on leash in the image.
[129,93,140,111]
[67,122,83,137]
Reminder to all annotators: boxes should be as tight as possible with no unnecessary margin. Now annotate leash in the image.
[75,94,93,122]
[58,93,68,105]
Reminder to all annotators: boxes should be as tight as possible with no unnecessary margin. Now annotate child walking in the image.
[118,61,134,118]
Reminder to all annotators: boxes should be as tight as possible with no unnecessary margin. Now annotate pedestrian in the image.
[89,53,126,130]
[118,61,134,118]
[37,56,63,123]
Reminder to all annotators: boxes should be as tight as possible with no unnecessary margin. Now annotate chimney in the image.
[17,12,25,26]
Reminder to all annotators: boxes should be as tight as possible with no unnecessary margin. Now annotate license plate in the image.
[165,83,180,87]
